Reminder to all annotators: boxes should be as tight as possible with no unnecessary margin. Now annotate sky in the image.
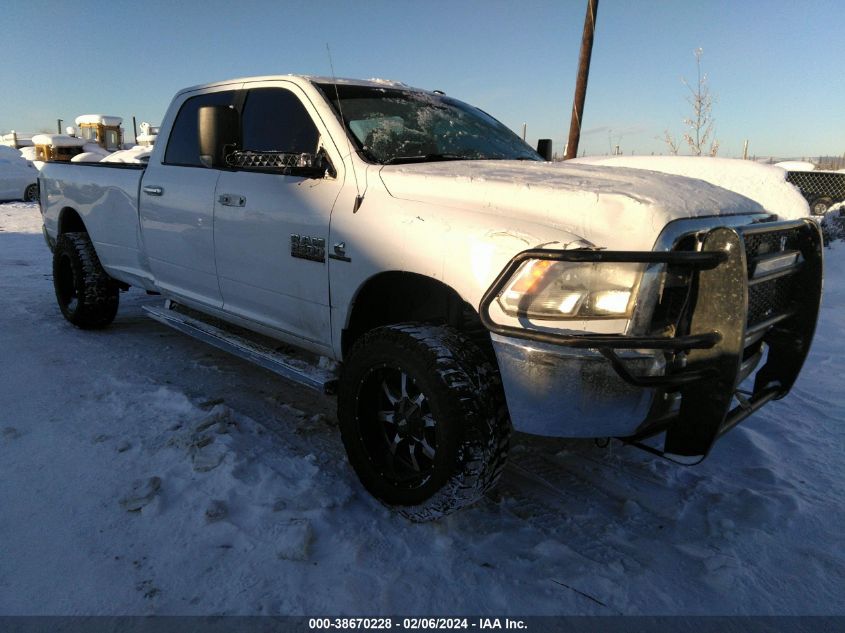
[1,0,843,159]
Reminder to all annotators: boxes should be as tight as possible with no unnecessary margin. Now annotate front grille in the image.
[747,275,797,327]
[743,228,801,274]
[742,226,803,329]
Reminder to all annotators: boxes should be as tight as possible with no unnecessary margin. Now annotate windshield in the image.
[317,83,542,165]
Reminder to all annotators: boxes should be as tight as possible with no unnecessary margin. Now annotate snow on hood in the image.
[379,160,767,251]
[574,156,809,220]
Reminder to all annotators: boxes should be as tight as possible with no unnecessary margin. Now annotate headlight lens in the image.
[497,259,643,319]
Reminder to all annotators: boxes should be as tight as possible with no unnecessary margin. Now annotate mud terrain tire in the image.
[53,232,119,328]
[338,323,510,521]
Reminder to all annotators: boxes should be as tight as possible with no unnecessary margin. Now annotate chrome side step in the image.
[142,303,337,393]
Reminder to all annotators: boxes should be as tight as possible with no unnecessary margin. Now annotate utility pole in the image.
[57,119,63,134]
[742,139,749,160]
[565,0,599,160]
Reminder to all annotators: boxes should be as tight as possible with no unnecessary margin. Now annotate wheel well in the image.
[58,208,86,234]
[342,272,492,359]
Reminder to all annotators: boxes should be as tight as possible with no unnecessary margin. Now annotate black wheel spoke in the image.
[399,372,409,399]
[376,410,395,425]
[356,364,438,487]
[419,438,436,460]
[407,442,420,472]
[381,379,399,405]
[387,431,401,455]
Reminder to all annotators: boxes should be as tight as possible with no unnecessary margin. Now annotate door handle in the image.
[143,185,163,196]
[218,194,246,207]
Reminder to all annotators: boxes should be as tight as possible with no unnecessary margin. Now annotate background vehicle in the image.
[37,75,823,520]
[0,146,38,201]
[785,170,845,215]
[31,134,87,163]
[73,115,124,152]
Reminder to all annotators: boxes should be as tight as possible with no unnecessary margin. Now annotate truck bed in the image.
[39,161,154,290]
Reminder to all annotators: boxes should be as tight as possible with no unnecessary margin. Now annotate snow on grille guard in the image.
[479,218,823,458]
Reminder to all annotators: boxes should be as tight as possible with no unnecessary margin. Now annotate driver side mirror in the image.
[198,105,240,168]
[536,139,553,161]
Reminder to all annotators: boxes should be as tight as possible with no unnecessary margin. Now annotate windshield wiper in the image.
[382,153,468,165]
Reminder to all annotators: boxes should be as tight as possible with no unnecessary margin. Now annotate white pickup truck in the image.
[39,75,823,519]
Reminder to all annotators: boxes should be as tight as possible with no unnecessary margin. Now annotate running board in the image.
[142,303,337,394]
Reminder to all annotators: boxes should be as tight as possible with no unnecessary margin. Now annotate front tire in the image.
[53,232,119,328]
[24,183,38,202]
[811,196,833,215]
[338,324,510,521]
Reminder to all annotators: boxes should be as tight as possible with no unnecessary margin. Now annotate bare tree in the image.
[664,48,719,156]
[663,130,680,155]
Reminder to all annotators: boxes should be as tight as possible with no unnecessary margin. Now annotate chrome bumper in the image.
[491,333,662,438]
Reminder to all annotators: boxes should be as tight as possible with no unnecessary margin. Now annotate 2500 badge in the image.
[291,234,326,263]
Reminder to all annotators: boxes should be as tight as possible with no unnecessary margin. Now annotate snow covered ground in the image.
[1,201,843,616]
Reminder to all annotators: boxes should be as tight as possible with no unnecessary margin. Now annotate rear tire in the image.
[24,184,38,202]
[53,232,119,328]
[338,323,510,521]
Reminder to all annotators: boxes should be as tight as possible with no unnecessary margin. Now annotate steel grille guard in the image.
[479,219,823,458]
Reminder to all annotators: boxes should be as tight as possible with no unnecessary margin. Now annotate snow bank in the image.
[82,142,111,157]
[573,156,809,219]
[71,151,108,163]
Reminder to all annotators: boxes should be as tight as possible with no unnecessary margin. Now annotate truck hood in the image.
[571,155,809,220]
[378,160,767,251]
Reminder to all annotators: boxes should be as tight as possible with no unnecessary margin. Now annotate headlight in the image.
[496,259,643,319]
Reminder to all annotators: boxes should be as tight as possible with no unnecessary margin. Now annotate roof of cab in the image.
[175,75,422,98]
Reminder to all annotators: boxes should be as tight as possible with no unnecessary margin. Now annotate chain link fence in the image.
[786,170,845,215]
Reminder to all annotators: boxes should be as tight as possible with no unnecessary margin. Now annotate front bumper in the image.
[481,218,823,457]
[491,335,661,437]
